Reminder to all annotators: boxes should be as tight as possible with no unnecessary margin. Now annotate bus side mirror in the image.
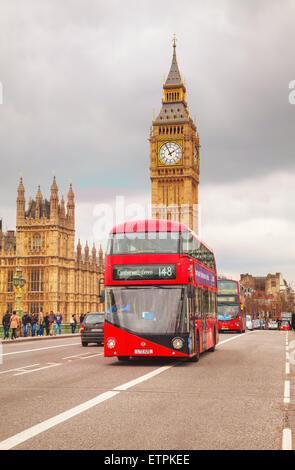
[99,290,105,303]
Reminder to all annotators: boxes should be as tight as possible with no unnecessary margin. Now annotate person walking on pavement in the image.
[70,314,77,334]
[2,311,11,339]
[54,312,63,335]
[10,311,20,340]
[30,313,38,337]
[49,311,55,336]
[43,313,50,336]
[22,312,30,337]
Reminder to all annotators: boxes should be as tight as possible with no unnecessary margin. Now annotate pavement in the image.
[1,333,81,344]
[0,329,294,450]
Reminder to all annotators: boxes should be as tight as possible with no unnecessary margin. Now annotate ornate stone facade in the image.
[0,177,103,320]
[149,40,200,233]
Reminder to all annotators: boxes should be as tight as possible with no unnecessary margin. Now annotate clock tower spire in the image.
[149,39,200,233]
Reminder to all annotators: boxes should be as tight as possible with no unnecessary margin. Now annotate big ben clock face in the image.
[159,142,182,165]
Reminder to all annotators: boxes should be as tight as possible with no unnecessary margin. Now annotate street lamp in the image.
[98,277,105,311]
[13,268,26,316]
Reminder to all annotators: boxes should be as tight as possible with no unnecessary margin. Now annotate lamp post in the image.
[13,268,26,316]
[98,277,105,312]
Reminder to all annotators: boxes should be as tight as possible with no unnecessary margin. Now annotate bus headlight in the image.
[172,338,184,350]
[107,338,116,349]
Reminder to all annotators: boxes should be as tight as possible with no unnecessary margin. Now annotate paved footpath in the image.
[0,330,294,450]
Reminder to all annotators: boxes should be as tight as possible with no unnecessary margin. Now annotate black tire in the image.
[117,356,130,361]
[82,341,88,347]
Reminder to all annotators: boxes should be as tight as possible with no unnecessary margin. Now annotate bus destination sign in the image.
[113,264,177,281]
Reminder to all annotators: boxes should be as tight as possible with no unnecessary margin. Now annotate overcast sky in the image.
[0,0,294,286]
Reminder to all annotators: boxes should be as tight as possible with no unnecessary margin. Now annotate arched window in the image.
[32,234,41,251]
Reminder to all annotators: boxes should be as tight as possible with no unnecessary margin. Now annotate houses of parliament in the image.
[0,40,199,319]
[0,177,104,319]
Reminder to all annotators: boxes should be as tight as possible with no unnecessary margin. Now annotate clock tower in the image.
[150,39,200,234]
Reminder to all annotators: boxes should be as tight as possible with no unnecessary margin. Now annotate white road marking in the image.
[282,428,292,450]
[113,366,172,391]
[286,362,290,375]
[0,364,39,375]
[284,380,290,404]
[0,363,173,449]
[216,333,253,348]
[14,363,61,376]
[0,390,120,450]
[63,352,97,360]
[2,342,80,357]
[80,353,104,360]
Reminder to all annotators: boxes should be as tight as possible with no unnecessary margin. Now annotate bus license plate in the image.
[134,349,153,355]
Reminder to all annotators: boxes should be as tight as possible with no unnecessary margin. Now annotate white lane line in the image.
[63,352,97,360]
[286,362,290,375]
[284,380,290,404]
[0,364,40,375]
[0,363,173,450]
[114,366,172,391]
[216,333,253,348]
[0,391,119,450]
[13,363,61,376]
[3,343,80,357]
[282,428,292,451]
[80,353,104,360]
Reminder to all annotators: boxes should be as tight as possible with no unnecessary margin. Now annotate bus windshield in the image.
[107,232,180,255]
[105,286,188,334]
[218,304,239,321]
[218,281,239,295]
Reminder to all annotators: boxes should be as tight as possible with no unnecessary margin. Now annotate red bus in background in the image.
[217,279,246,333]
[103,219,218,362]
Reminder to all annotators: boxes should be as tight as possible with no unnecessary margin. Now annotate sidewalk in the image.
[1,333,81,344]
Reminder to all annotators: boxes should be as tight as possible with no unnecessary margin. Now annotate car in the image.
[268,321,279,330]
[246,315,254,330]
[252,319,261,329]
[280,321,291,331]
[80,312,105,346]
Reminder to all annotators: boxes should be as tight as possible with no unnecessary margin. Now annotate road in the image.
[0,329,294,450]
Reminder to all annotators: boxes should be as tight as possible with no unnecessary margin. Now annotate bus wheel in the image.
[117,356,130,361]
[189,333,200,362]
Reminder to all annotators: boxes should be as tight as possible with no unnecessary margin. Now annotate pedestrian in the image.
[30,313,38,337]
[2,311,11,340]
[43,313,50,336]
[54,312,63,335]
[10,311,20,340]
[79,313,85,329]
[49,311,55,336]
[70,314,77,334]
[22,312,30,337]
[37,311,44,336]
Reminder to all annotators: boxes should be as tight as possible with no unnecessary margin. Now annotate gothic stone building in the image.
[0,177,103,320]
[150,40,200,234]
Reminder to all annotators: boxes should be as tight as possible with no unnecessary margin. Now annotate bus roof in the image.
[109,219,215,255]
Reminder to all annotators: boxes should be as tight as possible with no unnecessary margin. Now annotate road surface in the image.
[0,329,294,450]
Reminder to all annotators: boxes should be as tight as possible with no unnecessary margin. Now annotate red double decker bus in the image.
[103,219,218,362]
[217,279,246,333]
